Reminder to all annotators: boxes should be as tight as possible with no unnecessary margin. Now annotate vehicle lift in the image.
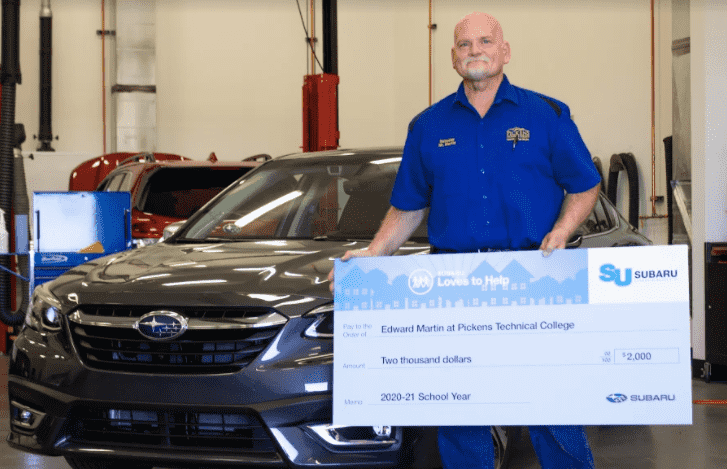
[302,0,339,153]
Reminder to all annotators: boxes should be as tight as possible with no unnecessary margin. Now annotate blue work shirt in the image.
[391,75,601,252]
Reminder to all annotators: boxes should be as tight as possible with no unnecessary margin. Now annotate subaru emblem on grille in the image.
[134,311,188,341]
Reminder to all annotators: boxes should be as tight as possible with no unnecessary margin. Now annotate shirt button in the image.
[481,169,485,174]
[483,195,488,199]
[486,221,490,225]
[479,144,484,149]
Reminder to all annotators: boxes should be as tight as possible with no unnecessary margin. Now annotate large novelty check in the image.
[332,245,691,426]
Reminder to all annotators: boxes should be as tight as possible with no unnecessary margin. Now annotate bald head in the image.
[454,12,505,45]
[451,12,510,83]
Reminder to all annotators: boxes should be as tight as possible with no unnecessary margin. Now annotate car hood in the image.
[48,239,429,315]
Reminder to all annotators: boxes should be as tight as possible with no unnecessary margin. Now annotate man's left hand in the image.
[540,227,571,257]
[540,184,600,257]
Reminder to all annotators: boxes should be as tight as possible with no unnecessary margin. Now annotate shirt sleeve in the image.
[550,109,602,194]
[390,115,432,210]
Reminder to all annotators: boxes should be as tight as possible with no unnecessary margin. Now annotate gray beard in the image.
[465,68,488,80]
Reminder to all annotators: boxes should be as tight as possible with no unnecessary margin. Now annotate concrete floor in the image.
[2,355,726,469]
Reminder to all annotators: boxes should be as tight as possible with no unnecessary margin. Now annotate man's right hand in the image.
[327,248,378,292]
[327,206,426,293]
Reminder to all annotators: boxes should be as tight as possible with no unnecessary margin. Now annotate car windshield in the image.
[177,157,428,242]
[139,167,253,219]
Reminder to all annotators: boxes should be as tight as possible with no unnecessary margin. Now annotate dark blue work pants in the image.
[438,425,595,469]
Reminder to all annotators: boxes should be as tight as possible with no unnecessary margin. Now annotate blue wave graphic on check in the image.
[335,250,588,311]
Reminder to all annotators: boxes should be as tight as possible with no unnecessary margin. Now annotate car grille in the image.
[68,306,285,374]
[64,405,278,455]
[77,304,276,319]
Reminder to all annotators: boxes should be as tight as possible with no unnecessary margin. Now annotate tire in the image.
[64,456,154,469]
[492,425,519,469]
[592,156,606,194]
[408,426,516,469]
[607,152,640,228]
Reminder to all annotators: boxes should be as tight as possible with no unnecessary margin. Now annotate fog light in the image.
[304,424,397,448]
[11,401,46,431]
[20,410,33,423]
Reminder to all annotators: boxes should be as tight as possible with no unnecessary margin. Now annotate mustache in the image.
[463,56,491,65]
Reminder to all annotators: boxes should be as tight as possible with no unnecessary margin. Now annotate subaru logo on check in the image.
[135,311,188,341]
[606,393,628,403]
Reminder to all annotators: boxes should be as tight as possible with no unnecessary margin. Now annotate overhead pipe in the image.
[310,0,316,74]
[322,0,337,75]
[1,0,25,325]
[37,0,54,151]
[101,0,107,154]
[113,1,157,152]
[428,0,436,106]
[323,0,338,148]
[639,0,667,225]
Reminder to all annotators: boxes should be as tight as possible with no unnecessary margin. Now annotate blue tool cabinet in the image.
[32,192,132,287]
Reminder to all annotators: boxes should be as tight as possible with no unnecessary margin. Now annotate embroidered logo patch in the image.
[438,138,456,147]
[506,127,530,142]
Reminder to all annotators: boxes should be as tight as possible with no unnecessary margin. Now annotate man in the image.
[329,11,600,469]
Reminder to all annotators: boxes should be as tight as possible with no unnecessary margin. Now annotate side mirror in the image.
[566,234,583,249]
[242,153,272,162]
[162,220,186,242]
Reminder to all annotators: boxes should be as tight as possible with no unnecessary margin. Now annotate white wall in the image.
[12,0,104,154]
[6,0,672,242]
[155,0,309,160]
[690,0,727,361]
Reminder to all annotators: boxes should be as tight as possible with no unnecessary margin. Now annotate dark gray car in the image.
[7,147,650,469]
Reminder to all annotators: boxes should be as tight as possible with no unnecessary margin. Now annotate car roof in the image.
[101,158,260,181]
[271,147,404,165]
[116,159,259,170]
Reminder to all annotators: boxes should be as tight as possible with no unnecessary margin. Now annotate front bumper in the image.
[7,322,413,468]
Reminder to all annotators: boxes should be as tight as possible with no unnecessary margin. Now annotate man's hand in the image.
[327,207,426,292]
[539,227,571,257]
[540,184,599,257]
[327,249,378,292]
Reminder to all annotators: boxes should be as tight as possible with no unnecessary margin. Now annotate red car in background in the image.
[69,152,266,247]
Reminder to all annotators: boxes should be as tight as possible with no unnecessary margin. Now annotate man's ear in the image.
[502,41,511,65]
[451,47,457,69]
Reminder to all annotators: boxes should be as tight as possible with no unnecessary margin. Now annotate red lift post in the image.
[302,73,339,152]
[302,0,338,153]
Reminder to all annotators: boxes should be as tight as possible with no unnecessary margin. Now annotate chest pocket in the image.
[502,130,553,187]
[428,144,468,196]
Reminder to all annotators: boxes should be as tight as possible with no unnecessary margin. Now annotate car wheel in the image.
[492,425,518,469]
[64,456,154,469]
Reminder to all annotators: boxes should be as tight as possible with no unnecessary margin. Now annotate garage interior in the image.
[0,0,726,468]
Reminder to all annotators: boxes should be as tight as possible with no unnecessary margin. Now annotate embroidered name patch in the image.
[438,138,456,147]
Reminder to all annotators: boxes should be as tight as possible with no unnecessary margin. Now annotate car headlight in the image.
[133,237,161,248]
[303,303,334,339]
[25,284,62,332]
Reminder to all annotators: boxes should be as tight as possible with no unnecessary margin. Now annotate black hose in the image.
[3,127,31,325]
[0,85,25,325]
[1,0,26,326]
[663,136,673,244]
[38,15,54,151]
[607,152,640,228]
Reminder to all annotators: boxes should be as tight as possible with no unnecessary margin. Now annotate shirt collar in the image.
[453,74,519,110]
